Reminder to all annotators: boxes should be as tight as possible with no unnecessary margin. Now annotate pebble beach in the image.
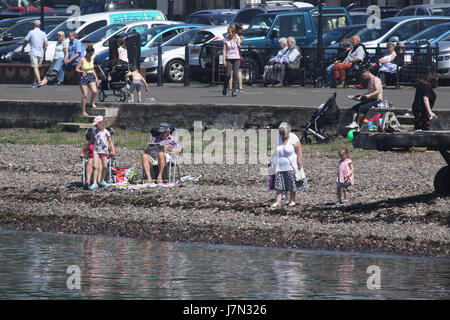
[0,130,448,258]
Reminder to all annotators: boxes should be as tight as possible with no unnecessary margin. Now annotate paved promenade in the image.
[1,83,449,110]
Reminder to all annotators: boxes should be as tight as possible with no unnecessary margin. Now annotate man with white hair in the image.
[269,36,301,87]
[332,35,365,88]
[21,20,48,88]
[263,37,288,86]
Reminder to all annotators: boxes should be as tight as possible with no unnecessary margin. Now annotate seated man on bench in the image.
[141,122,181,184]
[346,68,383,129]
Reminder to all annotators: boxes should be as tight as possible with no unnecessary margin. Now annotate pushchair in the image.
[301,92,340,144]
[81,127,116,186]
[97,61,130,102]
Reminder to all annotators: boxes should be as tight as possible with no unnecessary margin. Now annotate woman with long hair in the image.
[75,44,99,117]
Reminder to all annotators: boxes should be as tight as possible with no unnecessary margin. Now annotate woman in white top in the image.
[272,122,307,208]
[117,38,128,63]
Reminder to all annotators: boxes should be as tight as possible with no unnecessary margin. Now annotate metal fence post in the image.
[211,45,216,86]
[376,43,382,61]
[184,44,190,87]
[157,44,163,86]
[248,45,253,86]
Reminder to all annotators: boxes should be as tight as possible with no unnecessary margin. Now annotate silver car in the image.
[141,25,228,82]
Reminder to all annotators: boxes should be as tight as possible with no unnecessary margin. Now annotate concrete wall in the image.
[1,101,449,135]
[0,63,79,85]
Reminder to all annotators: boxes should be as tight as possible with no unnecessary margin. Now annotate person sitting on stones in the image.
[346,68,383,129]
[141,123,181,184]
[267,36,301,87]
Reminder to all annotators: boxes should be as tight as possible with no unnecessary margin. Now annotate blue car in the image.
[94,24,204,63]
[405,22,450,45]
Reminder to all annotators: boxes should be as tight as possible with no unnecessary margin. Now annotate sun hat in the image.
[158,122,169,133]
[93,115,104,126]
[33,20,41,26]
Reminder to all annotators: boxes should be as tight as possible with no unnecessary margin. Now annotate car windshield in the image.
[81,24,125,43]
[245,15,275,38]
[312,14,350,33]
[356,21,396,43]
[47,20,87,41]
[140,25,172,46]
[430,7,450,16]
[406,24,450,43]
[185,14,235,25]
[163,29,214,46]
[350,14,368,25]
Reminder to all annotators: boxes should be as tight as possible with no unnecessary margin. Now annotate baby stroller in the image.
[301,92,340,144]
[97,61,130,102]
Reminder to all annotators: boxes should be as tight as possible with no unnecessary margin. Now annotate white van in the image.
[16,10,166,61]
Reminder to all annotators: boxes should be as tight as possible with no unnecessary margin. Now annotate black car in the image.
[183,10,237,26]
[0,16,67,47]
[231,3,298,29]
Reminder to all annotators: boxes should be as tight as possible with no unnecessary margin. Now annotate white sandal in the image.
[288,201,296,207]
[271,202,280,208]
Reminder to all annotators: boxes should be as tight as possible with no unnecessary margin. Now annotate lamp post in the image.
[40,0,45,31]
[316,1,323,86]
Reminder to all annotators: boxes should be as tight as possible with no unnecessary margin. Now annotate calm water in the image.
[0,230,448,299]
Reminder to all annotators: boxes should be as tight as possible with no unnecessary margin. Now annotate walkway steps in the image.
[59,106,119,131]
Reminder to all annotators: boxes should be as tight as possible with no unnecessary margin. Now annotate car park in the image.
[1,22,59,62]
[396,4,450,17]
[0,15,67,47]
[92,24,203,63]
[230,2,308,30]
[141,25,228,83]
[183,9,237,25]
[14,9,167,61]
[356,16,450,50]
[80,20,180,56]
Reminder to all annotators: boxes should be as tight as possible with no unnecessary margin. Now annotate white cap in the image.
[33,20,41,26]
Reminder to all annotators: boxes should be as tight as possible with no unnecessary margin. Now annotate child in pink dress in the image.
[336,147,354,205]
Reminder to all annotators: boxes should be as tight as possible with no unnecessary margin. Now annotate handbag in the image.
[287,153,306,182]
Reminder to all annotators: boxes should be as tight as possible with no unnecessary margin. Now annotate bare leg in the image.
[157,152,166,181]
[88,81,97,108]
[80,85,89,116]
[229,71,233,90]
[272,190,283,206]
[33,66,41,83]
[92,153,100,185]
[86,159,93,186]
[289,191,296,203]
[99,155,108,183]
[142,154,153,183]
[96,158,103,184]
[342,187,348,201]
[337,186,342,201]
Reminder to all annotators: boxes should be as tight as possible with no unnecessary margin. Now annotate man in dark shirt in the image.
[412,72,438,130]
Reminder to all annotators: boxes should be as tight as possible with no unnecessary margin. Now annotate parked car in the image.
[436,40,450,79]
[14,9,167,61]
[350,7,399,19]
[141,25,228,83]
[80,20,180,56]
[93,24,203,63]
[308,24,365,48]
[230,2,307,30]
[396,4,450,17]
[1,23,58,62]
[183,9,238,26]
[405,22,450,45]
[356,16,450,50]
[0,15,67,47]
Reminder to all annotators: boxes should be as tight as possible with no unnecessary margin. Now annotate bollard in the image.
[376,43,382,60]
[157,44,163,86]
[184,44,190,86]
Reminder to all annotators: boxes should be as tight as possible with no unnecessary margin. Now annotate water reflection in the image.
[0,230,448,299]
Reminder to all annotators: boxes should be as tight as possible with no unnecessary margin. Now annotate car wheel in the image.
[165,59,184,83]
[434,166,450,195]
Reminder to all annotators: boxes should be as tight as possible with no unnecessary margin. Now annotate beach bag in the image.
[287,156,306,182]
[112,167,135,183]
